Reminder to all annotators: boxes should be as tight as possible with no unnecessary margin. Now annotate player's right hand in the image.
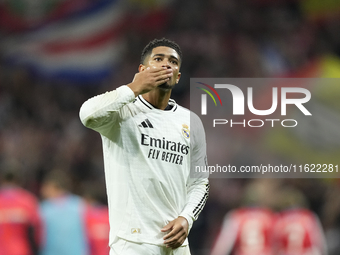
[127,66,173,96]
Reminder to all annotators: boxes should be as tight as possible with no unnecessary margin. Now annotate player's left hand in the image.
[161,216,189,249]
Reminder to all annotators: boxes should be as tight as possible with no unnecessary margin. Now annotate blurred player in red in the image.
[0,164,42,255]
[210,207,276,255]
[210,179,278,255]
[272,187,327,255]
[82,182,110,255]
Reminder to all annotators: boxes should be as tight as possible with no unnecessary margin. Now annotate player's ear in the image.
[138,64,145,72]
[176,72,181,84]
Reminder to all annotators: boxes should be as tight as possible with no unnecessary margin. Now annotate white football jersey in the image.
[80,85,209,246]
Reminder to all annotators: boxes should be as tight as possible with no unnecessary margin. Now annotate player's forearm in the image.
[179,178,209,231]
[79,85,135,130]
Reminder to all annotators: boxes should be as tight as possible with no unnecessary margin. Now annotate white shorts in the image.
[109,238,191,255]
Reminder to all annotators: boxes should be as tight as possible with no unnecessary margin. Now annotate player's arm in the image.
[180,113,209,230]
[79,85,135,135]
[162,114,209,249]
[79,66,172,134]
[162,178,209,249]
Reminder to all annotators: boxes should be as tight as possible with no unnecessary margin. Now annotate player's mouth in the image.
[158,79,175,90]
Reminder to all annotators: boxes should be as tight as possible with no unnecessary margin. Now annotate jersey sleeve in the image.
[179,113,209,231]
[79,85,135,136]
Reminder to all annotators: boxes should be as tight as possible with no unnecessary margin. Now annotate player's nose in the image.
[162,59,171,69]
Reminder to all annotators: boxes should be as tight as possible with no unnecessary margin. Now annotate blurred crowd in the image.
[1,0,340,254]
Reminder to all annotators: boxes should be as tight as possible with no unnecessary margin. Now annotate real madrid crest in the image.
[182,124,190,139]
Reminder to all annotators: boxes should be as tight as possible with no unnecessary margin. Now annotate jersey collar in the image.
[137,95,178,112]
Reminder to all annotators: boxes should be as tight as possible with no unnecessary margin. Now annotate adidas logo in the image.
[138,119,154,128]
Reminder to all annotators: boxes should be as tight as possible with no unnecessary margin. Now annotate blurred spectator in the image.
[0,162,42,255]
[82,181,110,255]
[39,170,88,255]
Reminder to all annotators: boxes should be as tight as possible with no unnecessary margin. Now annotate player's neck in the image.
[142,88,172,110]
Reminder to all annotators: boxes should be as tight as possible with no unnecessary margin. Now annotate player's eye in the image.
[154,57,162,61]
[170,60,178,65]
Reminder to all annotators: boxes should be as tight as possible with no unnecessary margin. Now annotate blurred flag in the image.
[1,0,127,83]
[0,0,101,33]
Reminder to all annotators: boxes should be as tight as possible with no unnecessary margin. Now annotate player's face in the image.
[141,46,181,90]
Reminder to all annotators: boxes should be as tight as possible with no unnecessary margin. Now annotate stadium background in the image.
[1,0,340,254]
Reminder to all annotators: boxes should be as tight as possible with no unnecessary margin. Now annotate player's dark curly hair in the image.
[140,38,182,65]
